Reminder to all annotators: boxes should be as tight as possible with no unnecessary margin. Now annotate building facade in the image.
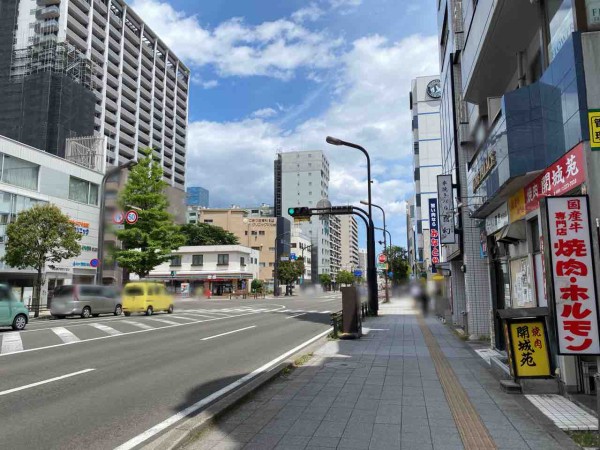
[406,198,417,276]
[436,0,600,391]
[186,186,209,207]
[0,135,103,307]
[340,215,359,273]
[329,214,341,278]
[274,150,331,279]
[0,0,189,190]
[291,227,312,284]
[358,248,367,274]
[410,76,443,277]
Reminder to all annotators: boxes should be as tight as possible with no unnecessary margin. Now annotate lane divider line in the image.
[1,332,23,354]
[89,323,122,336]
[0,368,95,397]
[200,326,256,341]
[114,327,331,450]
[51,327,80,344]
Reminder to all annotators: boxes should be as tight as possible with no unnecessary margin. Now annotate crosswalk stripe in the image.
[51,327,80,343]
[194,310,231,316]
[286,313,307,319]
[1,332,23,354]
[89,323,122,336]
[121,320,153,330]
[179,313,217,318]
[147,318,181,326]
[170,315,198,321]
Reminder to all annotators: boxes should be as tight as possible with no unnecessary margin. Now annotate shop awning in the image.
[497,220,526,243]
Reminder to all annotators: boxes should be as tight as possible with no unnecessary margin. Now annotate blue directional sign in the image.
[388,271,393,278]
[290,253,297,261]
[354,270,363,277]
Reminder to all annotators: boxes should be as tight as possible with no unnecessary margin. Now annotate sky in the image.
[131,0,440,249]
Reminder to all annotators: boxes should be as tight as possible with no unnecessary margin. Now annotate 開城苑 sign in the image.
[589,110,600,149]
[545,195,600,354]
[506,319,552,378]
[437,175,455,244]
[428,199,439,273]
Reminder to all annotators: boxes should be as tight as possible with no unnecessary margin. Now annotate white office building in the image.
[340,215,359,272]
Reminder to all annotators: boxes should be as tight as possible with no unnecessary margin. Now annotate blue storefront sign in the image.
[428,199,440,274]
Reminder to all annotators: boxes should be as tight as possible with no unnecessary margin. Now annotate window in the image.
[259,262,266,267]
[251,231,258,236]
[414,142,419,154]
[68,177,99,205]
[291,243,297,248]
[240,257,246,266]
[269,262,275,267]
[80,286,104,296]
[252,246,260,251]
[259,231,265,236]
[414,168,420,181]
[170,256,182,266]
[192,254,203,266]
[217,254,229,265]
[245,231,248,235]
[2,155,39,191]
[268,247,275,251]
[203,219,213,223]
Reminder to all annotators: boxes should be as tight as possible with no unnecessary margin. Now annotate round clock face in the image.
[426,79,442,99]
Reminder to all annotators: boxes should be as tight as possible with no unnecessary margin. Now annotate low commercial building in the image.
[291,228,312,284]
[146,245,259,296]
[0,135,102,307]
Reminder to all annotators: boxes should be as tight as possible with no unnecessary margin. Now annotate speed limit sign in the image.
[125,210,139,224]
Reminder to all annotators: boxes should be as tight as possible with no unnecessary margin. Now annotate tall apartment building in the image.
[339,215,359,272]
[274,150,331,280]
[186,186,209,207]
[436,0,600,389]
[410,76,443,277]
[0,0,189,190]
[329,214,341,278]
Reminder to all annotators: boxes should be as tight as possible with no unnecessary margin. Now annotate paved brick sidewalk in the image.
[183,297,578,450]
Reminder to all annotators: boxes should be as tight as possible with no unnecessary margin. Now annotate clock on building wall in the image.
[426,79,442,99]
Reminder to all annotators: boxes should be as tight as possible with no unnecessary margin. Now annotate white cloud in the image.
[251,108,278,119]
[131,0,343,79]
[329,0,362,8]
[291,3,325,23]
[191,74,219,89]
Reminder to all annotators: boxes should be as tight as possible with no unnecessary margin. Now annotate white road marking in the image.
[0,369,95,397]
[178,313,218,319]
[169,315,198,321]
[286,313,307,319]
[121,320,154,330]
[147,318,182,326]
[89,323,122,336]
[51,327,80,344]
[114,327,331,450]
[322,311,331,314]
[200,325,256,341]
[1,332,23,354]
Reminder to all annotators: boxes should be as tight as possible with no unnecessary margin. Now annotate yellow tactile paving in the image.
[418,316,497,450]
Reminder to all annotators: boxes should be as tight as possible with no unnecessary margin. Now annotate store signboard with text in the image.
[545,195,600,355]
[506,319,552,378]
[437,175,455,244]
[428,199,440,273]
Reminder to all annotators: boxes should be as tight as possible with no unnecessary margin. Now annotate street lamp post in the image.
[364,201,389,303]
[326,136,378,315]
[96,160,137,285]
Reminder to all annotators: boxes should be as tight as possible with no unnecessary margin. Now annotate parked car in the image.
[0,284,28,330]
[50,285,122,319]
[122,282,173,316]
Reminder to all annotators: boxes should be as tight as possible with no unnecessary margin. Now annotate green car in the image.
[0,284,28,330]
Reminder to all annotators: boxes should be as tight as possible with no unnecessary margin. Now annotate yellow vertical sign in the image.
[508,189,526,223]
[508,319,551,378]
[589,110,600,149]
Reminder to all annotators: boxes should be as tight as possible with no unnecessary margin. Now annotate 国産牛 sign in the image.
[428,199,439,273]
[545,196,600,355]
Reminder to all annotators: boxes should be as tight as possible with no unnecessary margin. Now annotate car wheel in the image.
[114,305,123,316]
[12,314,27,331]
[145,306,153,316]
[124,312,131,317]
[81,307,92,319]
[167,305,174,314]
[52,315,66,320]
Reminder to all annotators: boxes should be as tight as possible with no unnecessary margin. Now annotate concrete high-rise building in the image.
[358,248,367,274]
[405,198,417,277]
[410,76,443,277]
[0,0,189,190]
[340,215,359,272]
[274,150,331,280]
[186,187,209,207]
[329,214,341,278]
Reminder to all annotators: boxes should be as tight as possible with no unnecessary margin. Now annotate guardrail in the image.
[330,301,368,337]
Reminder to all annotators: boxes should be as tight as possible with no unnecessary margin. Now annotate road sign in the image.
[376,263,388,270]
[112,211,125,224]
[114,224,125,230]
[378,253,387,263]
[290,253,297,261]
[280,256,289,261]
[125,210,139,224]
[354,270,363,277]
[90,258,99,268]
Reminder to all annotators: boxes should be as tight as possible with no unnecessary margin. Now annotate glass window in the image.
[192,254,203,266]
[259,262,266,267]
[2,155,39,190]
[240,257,245,266]
[204,219,213,223]
[546,0,574,62]
[170,256,182,266]
[259,231,265,235]
[69,177,89,204]
[89,183,99,205]
[218,254,229,265]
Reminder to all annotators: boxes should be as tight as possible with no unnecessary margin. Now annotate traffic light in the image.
[288,207,311,218]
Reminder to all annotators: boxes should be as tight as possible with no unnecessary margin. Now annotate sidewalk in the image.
[182,297,579,450]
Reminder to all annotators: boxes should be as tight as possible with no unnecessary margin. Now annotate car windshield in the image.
[124,286,144,296]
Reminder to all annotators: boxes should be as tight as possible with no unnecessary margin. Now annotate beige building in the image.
[193,208,291,289]
[340,215,359,272]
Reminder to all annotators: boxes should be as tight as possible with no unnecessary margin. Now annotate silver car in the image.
[50,285,122,319]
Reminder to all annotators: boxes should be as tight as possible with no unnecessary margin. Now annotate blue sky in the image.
[131,0,439,249]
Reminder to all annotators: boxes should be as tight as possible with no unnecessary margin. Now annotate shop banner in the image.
[437,175,455,244]
[507,319,552,378]
[485,203,509,235]
[590,110,600,149]
[525,144,586,213]
[508,189,526,223]
[546,195,600,355]
[428,199,440,273]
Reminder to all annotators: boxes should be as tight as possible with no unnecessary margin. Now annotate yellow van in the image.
[122,282,174,316]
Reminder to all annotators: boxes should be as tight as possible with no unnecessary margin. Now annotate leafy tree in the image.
[384,246,410,284]
[180,222,239,246]
[114,148,186,279]
[336,270,355,286]
[3,204,81,317]
[278,260,303,286]
[251,279,263,293]
[319,273,332,288]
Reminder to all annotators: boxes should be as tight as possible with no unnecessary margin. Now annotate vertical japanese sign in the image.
[428,199,440,274]
[507,319,552,378]
[437,175,455,244]
[546,196,600,355]
[589,110,600,149]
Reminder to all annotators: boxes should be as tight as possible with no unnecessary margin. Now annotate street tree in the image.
[251,279,264,293]
[319,273,332,290]
[278,260,303,289]
[3,204,81,317]
[180,222,239,246]
[384,246,410,283]
[336,270,355,286]
[115,148,186,279]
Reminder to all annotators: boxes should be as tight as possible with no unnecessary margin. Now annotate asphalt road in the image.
[0,290,342,450]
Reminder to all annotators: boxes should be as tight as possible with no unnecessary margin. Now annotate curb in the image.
[142,333,331,450]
